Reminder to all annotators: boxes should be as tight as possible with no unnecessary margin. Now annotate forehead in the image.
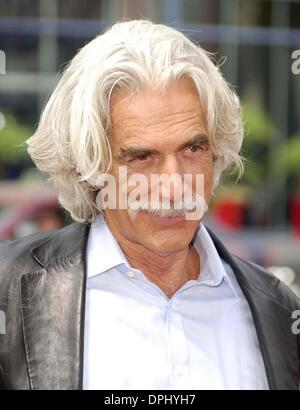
[109,78,206,148]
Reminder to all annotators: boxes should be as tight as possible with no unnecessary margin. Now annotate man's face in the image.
[102,78,214,253]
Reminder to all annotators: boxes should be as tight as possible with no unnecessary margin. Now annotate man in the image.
[0,20,299,390]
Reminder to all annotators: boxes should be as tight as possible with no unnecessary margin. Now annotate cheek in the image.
[203,161,214,198]
[203,158,214,185]
[186,156,214,189]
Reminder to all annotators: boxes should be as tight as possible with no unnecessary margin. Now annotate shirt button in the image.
[127,271,135,278]
[175,366,184,377]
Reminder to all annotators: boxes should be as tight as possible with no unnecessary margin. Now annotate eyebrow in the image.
[177,133,209,150]
[118,147,159,160]
[117,133,209,160]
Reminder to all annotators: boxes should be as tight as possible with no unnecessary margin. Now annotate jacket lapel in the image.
[20,222,90,390]
[206,227,299,390]
[232,265,299,390]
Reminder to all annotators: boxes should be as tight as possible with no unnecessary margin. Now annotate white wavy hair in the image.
[26,19,244,223]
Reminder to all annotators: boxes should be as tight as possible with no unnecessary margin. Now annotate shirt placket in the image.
[165,294,191,389]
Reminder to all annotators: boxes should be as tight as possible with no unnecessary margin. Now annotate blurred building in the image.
[0,0,300,231]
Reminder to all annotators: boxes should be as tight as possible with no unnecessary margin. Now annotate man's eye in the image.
[129,153,151,162]
[186,143,205,153]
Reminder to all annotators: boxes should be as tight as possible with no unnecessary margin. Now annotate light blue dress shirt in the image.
[83,214,269,390]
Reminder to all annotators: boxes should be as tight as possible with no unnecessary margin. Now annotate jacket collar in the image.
[20,222,90,390]
[20,222,298,390]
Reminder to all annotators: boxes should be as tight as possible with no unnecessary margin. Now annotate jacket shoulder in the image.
[232,254,300,313]
[0,221,89,289]
[0,229,58,288]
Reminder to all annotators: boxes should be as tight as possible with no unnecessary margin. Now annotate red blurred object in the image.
[290,197,300,236]
[213,200,246,229]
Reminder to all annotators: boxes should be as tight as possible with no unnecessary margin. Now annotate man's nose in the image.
[157,155,184,201]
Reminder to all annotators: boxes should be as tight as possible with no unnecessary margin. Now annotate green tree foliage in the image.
[0,112,32,162]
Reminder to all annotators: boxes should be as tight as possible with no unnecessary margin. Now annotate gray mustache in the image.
[129,195,207,217]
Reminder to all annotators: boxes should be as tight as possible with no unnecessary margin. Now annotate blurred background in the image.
[0,0,299,295]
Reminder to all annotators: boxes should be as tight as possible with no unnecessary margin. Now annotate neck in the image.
[104,217,200,299]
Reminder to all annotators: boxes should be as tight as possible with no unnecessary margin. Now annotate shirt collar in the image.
[87,213,238,297]
[87,213,130,279]
[193,224,239,297]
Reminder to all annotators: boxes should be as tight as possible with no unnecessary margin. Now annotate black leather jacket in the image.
[0,222,299,390]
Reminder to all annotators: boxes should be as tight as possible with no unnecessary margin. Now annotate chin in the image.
[138,228,194,254]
